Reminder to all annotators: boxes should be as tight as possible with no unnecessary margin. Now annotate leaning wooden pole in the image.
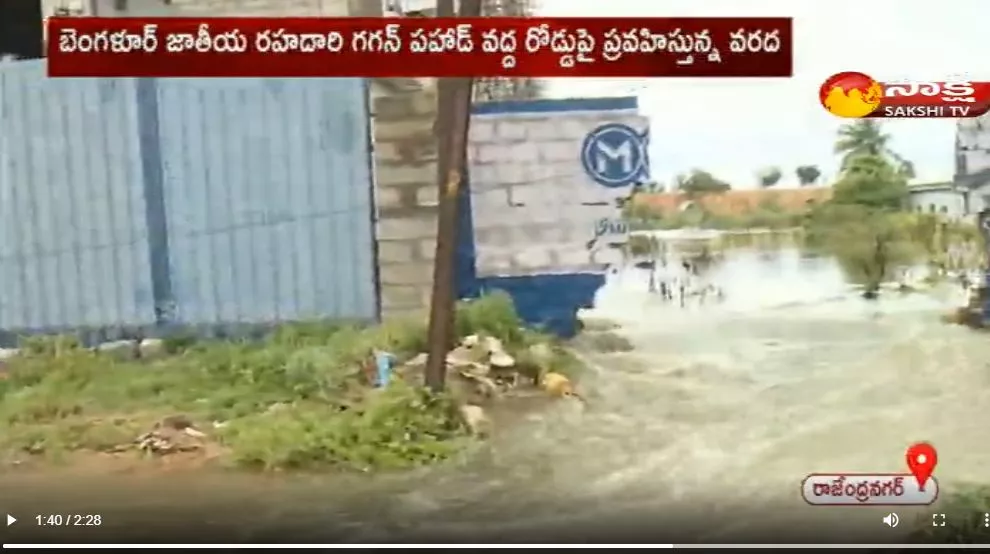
[423,0,481,392]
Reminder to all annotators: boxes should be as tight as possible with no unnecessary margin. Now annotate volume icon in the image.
[883,513,900,528]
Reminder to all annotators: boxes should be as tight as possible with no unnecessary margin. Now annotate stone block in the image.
[379,261,434,286]
[138,338,166,358]
[474,143,502,164]
[475,252,513,275]
[513,247,553,270]
[495,120,528,141]
[376,240,417,263]
[415,184,439,207]
[375,162,436,188]
[374,118,436,142]
[468,118,496,142]
[376,184,406,209]
[539,141,576,163]
[417,238,436,260]
[375,137,438,165]
[526,119,561,141]
[377,214,437,240]
[373,90,438,121]
[381,305,429,321]
[381,284,426,309]
[96,339,138,360]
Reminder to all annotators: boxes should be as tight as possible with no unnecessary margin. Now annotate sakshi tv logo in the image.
[818,72,990,119]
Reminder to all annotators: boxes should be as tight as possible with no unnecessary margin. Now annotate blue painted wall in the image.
[152,78,378,329]
[457,96,644,337]
[0,62,157,344]
[0,61,377,345]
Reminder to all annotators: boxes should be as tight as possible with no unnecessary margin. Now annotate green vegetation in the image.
[0,293,583,472]
[624,197,803,232]
[804,120,981,296]
[756,166,783,188]
[834,120,915,179]
[676,169,731,196]
[795,164,821,186]
[623,119,983,296]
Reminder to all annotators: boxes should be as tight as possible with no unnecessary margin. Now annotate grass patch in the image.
[0,293,589,472]
[907,485,990,543]
[456,291,588,380]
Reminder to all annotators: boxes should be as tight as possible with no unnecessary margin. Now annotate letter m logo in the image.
[595,140,633,174]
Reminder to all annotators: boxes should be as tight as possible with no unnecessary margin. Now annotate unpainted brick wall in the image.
[371,81,440,319]
[467,109,648,276]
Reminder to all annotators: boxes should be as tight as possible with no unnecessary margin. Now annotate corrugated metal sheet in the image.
[0,60,377,343]
[0,60,156,338]
[153,78,378,326]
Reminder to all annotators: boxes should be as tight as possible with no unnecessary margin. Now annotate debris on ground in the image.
[133,416,209,455]
[942,285,988,329]
[541,371,584,402]
[395,332,594,434]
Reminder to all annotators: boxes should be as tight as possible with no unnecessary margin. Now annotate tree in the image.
[805,203,915,299]
[831,153,909,211]
[678,169,730,196]
[795,165,821,186]
[834,120,915,178]
[756,166,782,188]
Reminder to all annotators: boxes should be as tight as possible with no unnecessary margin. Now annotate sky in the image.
[537,0,990,189]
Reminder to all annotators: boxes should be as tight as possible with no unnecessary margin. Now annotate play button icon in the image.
[6,514,15,526]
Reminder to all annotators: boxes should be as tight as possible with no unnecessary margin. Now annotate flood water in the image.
[4,245,990,544]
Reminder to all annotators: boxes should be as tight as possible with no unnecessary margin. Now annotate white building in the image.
[907,114,990,220]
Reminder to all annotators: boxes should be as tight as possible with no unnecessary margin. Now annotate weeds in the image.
[0,293,589,472]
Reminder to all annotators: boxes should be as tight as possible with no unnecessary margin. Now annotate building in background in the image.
[386,0,543,102]
[473,0,544,102]
[906,114,990,220]
[953,114,990,216]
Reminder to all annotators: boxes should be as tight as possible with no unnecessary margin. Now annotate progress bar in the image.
[5,545,990,549]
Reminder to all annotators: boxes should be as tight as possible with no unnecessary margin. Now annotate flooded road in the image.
[4,247,990,544]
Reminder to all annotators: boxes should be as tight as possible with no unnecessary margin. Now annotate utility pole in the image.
[423,0,480,392]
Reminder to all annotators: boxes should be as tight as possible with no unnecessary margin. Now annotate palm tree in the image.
[834,120,915,178]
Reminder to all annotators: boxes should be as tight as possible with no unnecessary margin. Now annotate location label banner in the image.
[801,443,941,506]
[46,16,793,78]
[801,473,939,506]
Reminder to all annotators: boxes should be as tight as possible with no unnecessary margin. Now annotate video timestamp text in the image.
[35,514,103,526]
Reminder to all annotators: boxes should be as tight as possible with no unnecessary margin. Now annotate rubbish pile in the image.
[133,415,209,455]
[394,334,584,436]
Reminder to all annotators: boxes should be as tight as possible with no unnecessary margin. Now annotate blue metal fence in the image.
[0,61,378,345]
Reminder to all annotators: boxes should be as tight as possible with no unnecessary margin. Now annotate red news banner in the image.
[46,17,793,78]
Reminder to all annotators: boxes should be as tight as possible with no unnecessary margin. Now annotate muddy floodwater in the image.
[4,246,990,544]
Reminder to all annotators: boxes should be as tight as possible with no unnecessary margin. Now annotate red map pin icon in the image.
[906,442,938,491]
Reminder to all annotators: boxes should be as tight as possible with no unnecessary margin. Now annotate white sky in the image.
[538,0,990,189]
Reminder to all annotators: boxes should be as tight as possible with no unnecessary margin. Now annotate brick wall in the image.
[370,81,440,319]
[467,100,648,277]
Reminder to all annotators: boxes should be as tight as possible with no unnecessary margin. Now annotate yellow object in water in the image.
[541,372,584,401]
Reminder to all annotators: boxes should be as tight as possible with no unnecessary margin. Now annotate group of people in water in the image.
[636,257,724,307]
